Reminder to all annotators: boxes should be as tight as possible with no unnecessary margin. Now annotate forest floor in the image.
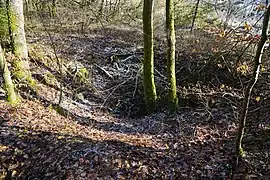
[1,23,270,179]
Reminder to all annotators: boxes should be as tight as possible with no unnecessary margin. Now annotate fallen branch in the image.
[94,64,113,79]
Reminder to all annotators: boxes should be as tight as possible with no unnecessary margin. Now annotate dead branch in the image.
[94,64,113,79]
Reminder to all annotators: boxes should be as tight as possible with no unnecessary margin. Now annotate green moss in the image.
[28,77,37,88]
[3,70,20,105]
[143,0,157,112]
[44,72,57,85]
[74,67,89,83]
[7,1,28,58]
[7,92,20,105]
[0,45,20,105]
[238,147,245,157]
[166,0,178,112]
[29,47,46,60]
[13,59,24,69]
[13,69,26,79]
[12,60,37,89]
[0,8,9,39]
[54,105,69,117]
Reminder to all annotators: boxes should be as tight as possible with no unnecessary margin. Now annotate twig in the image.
[94,64,113,79]
[36,9,64,106]
[99,77,134,112]
[154,68,166,79]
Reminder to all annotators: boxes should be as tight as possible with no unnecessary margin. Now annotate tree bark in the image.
[236,5,270,158]
[6,0,28,59]
[0,45,19,104]
[166,0,178,111]
[6,0,35,88]
[143,0,157,112]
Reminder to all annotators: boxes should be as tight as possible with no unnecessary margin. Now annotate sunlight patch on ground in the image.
[3,100,165,149]
[0,145,8,152]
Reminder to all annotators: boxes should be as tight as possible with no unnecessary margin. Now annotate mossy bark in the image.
[6,0,28,59]
[166,0,178,111]
[236,5,270,158]
[0,45,19,104]
[6,0,36,88]
[12,59,36,88]
[143,0,157,111]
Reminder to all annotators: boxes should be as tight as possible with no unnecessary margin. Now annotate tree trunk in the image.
[143,0,157,112]
[6,0,28,59]
[190,0,200,32]
[235,5,270,158]
[0,45,19,104]
[166,0,178,111]
[6,0,35,88]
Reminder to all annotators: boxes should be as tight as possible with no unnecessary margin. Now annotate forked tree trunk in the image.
[236,5,270,158]
[143,0,157,112]
[166,0,178,111]
[0,45,19,104]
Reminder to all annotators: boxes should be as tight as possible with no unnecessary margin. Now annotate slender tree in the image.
[143,0,157,111]
[190,0,200,32]
[0,44,19,104]
[6,0,28,59]
[236,4,270,158]
[166,0,178,111]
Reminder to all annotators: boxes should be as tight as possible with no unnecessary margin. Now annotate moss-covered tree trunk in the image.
[143,0,157,111]
[0,45,19,104]
[166,0,178,111]
[6,0,28,59]
[6,0,35,87]
[236,5,270,158]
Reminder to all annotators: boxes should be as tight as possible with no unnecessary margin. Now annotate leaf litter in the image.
[1,25,270,179]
